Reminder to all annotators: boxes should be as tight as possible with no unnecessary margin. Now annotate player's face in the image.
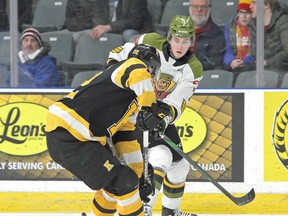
[21,36,40,55]
[169,36,192,59]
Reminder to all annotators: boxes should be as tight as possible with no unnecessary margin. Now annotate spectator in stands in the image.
[189,0,226,71]
[64,0,99,42]
[0,0,9,31]
[91,0,153,42]
[64,0,153,43]
[16,28,59,87]
[2,0,33,31]
[223,0,256,72]
[250,0,288,72]
[18,0,33,31]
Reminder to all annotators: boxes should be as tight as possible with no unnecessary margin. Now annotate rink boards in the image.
[0,89,288,214]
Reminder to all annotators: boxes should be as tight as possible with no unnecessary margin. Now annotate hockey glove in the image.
[139,163,155,203]
[137,101,171,131]
[150,115,171,140]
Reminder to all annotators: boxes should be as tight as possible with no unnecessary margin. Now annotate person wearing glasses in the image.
[223,0,256,74]
[189,0,226,71]
[250,0,288,77]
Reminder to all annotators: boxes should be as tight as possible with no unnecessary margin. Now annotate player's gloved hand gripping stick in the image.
[139,130,155,203]
[137,102,170,202]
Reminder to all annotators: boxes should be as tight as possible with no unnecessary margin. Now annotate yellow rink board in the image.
[0,192,288,214]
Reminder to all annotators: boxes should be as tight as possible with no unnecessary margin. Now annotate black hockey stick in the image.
[161,134,255,206]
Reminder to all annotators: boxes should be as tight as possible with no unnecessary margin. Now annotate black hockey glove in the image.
[150,116,170,140]
[139,163,155,203]
[137,101,171,132]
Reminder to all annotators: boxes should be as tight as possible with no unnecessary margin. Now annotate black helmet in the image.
[128,44,161,78]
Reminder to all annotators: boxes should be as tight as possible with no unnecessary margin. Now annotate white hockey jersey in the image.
[108,33,203,123]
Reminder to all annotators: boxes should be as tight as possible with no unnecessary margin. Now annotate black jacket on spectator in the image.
[93,0,153,34]
[264,2,288,71]
[64,0,99,31]
[0,0,31,31]
[193,19,226,71]
[0,0,8,31]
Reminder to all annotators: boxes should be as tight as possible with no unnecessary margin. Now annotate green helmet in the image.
[169,15,195,38]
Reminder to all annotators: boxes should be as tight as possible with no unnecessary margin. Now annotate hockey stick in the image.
[143,130,149,181]
[141,130,156,202]
[161,134,255,206]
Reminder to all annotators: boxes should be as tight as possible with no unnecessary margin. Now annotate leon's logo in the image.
[272,99,288,169]
[0,102,48,156]
[175,108,207,153]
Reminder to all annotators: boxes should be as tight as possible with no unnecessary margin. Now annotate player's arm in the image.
[163,68,203,123]
[111,58,158,108]
[107,42,135,68]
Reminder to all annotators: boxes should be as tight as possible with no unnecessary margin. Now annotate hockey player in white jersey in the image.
[108,15,203,216]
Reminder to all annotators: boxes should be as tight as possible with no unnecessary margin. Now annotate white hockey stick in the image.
[143,130,149,181]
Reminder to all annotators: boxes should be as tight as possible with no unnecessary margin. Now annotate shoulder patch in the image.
[188,56,204,79]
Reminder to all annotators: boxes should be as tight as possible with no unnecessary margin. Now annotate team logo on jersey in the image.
[177,68,184,73]
[153,73,176,99]
[0,102,47,156]
[103,160,114,172]
[272,99,288,169]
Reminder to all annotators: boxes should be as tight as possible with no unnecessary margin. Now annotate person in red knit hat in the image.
[222,0,256,76]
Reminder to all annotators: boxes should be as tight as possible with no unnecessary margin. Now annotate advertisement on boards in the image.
[176,93,244,182]
[0,93,77,180]
[265,92,288,181]
[0,92,244,182]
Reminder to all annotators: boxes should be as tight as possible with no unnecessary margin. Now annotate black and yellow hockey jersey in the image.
[45,57,157,145]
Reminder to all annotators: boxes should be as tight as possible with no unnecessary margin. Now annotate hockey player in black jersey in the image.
[108,15,202,216]
[45,44,172,216]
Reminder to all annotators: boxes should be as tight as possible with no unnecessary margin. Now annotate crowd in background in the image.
[0,0,288,88]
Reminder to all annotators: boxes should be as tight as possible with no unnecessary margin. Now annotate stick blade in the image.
[232,188,255,206]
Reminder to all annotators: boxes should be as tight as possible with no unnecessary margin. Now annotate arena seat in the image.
[197,69,234,89]
[22,0,68,32]
[41,31,74,70]
[62,33,124,84]
[70,71,101,88]
[234,70,279,88]
[211,0,238,26]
